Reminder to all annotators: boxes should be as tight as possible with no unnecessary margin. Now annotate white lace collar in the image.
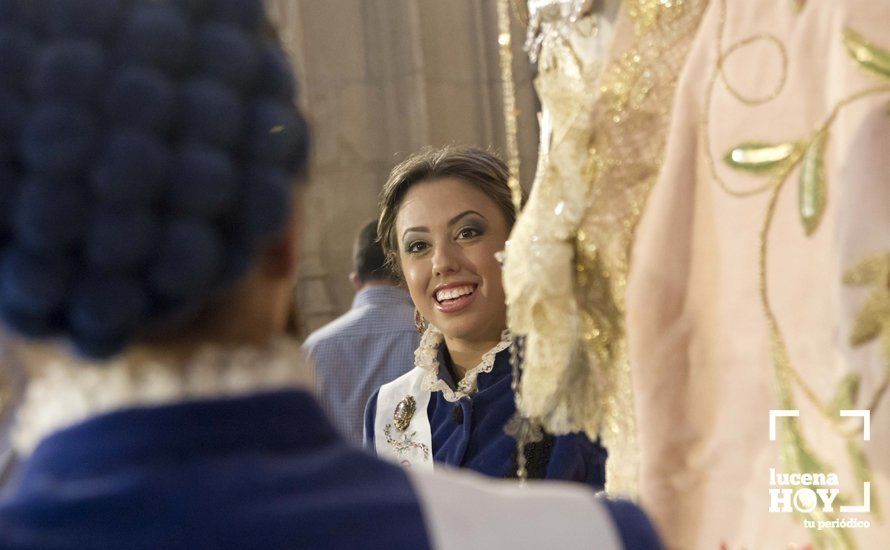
[416,326,513,402]
[12,338,312,456]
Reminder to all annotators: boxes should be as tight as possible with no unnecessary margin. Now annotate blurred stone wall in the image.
[266,0,538,336]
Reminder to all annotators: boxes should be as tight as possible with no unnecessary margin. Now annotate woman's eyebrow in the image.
[448,210,486,226]
[402,226,429,239]
[401,210,486,239]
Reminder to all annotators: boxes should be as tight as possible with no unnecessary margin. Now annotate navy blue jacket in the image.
[0,390,659,549]
[366,348,607,487]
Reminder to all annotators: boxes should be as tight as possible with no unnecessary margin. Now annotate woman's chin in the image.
[434,319,494,344]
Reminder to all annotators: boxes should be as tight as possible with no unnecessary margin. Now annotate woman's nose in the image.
[431,242,460,277]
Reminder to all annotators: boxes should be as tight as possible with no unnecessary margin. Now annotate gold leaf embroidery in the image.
[843,27,890,82]
[845,254,890,347]
[843,253,889,286]
[799,129,828,235]
[706,12,890,547]
[842,252,890,524]
[851,304,883,346]
[722,141,801,173]
[827,372,860,414]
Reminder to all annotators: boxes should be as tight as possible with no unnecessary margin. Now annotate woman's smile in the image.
[433,282,478,313]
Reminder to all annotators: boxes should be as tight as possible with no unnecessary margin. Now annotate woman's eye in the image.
[406,241,428,254]
[457,227,480,240]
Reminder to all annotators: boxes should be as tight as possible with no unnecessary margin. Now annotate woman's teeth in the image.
[435,285,475,303]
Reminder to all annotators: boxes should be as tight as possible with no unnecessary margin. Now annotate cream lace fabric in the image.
[503,0,708,496]
[416,325,512,402]
[504,0,618,487]
[12,338,311,455]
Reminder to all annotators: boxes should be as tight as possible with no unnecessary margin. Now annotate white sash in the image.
[407,467,623,550]
[374,367,433,471]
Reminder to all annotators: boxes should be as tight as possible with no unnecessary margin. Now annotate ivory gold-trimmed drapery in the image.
[503,0,708,497]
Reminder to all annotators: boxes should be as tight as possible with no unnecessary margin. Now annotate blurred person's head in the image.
[349,219,398,291]
[0,0,309,359]
[377,147,521,346]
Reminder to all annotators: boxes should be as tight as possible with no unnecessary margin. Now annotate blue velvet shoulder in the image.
[363,386,380,450]
[0,391,430,550]
[603,498,665,550]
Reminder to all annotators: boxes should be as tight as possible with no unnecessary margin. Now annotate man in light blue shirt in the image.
[0,355,25,490]
[303,220,418,446]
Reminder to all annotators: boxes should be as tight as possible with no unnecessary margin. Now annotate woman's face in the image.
[395,177,510,344]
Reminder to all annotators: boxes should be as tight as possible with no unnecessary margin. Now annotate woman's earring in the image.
[414,309,426,334]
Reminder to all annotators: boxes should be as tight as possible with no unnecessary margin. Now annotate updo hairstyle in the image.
[0,0,310,357]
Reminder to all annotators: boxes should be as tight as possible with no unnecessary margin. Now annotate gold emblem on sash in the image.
[393,395,416,432]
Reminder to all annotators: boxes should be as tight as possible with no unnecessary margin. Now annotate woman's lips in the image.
[432,281,479,314]
[434,288,477,313]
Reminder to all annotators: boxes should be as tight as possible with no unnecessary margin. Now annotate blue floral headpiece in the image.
[0,0,309,357]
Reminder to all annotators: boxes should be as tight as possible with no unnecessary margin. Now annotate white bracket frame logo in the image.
[769,409,871,513]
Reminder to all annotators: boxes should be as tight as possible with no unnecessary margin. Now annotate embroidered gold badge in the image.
[393,395,416,432]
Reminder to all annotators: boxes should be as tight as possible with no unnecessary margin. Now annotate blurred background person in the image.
[303,219,418,446]
[0,358,25,489]
[365,147,607,487]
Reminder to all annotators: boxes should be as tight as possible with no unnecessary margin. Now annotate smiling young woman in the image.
[397,178,510,377]
[364,146,607,486]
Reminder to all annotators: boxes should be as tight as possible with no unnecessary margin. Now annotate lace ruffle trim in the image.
[415,326,512,403]
[12,338,311,455]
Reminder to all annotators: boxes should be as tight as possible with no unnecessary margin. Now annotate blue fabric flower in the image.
[14,178,89,252]
[0,0,309,357]
[178,78,244,149]
[212,0,264,29]
[21,103,98,176]
[0,248,71,318]
[70,275,149,353]
[91,129,171,204]
[0,26,35,88]
[169,142,239,217]
[105,67,176,133]
[198,22,259,92]
[31,39,107,103]
[45,0,121,38]
[122,4,191,75]
[149,219,223,301]
[86,206,158,271]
